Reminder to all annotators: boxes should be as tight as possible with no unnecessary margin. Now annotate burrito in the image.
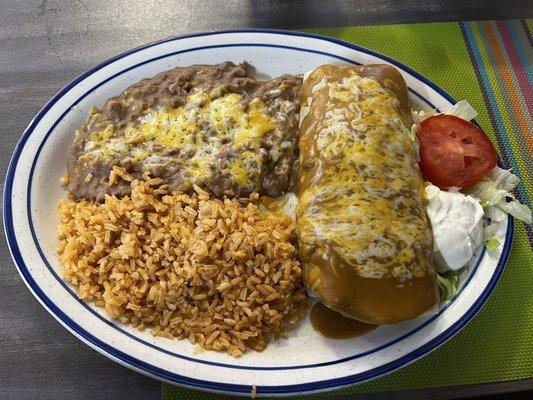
[297,64,439,325]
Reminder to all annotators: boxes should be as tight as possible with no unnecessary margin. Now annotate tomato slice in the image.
[417,114,497,189]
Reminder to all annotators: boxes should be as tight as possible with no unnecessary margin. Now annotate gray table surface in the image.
[1,1,532,399]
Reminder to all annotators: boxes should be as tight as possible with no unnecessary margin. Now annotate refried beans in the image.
[66,62,302,201]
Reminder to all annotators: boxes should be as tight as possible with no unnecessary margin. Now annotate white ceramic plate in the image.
[4,30,513,397]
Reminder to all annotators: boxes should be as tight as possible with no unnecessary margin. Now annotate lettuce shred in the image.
[411,108,437,124]
[446,100,478,121]
[437,271,459,301]
[411,100,477,124]
[466,167,532,224]
[483,236,501,251]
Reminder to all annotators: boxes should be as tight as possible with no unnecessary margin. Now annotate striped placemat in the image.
[461,21,532,244]
[164,20,533,399]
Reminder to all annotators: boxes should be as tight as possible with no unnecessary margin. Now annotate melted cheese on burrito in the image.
[298,64,439,324]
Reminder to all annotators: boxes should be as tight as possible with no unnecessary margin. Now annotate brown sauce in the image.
[310,301,377,339]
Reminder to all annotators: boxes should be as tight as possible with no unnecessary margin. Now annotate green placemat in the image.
[164,20,533,399]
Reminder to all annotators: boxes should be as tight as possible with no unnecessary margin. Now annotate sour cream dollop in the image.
[425,184,484,272]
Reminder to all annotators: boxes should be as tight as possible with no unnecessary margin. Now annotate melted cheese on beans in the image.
[298,73,431,281]
[81,91,279,187]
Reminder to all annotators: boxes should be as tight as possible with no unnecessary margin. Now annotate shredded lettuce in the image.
[483,236,501,251]
[481,203,506,250]
[411,108,437,124]
[437,271,459,301]
[483,221,500,242]
[445,100,478,121]
[486,167,521,191]
[484,203,508,222]
[466,167,532,224]
[411,100,477,124]
[497,201,532,223]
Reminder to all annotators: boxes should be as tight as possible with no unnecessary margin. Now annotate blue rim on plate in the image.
[3,29,514,396]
